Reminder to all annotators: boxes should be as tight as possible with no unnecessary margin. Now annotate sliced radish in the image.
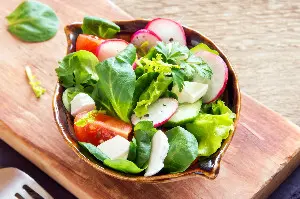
[130,29,161,51]
[131,98,178,127]
[132,61,137,70]
[96,39,128,62]
[145,18,186,46]
[195,51,228,103]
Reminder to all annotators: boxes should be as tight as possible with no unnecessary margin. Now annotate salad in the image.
[56,16,236,176]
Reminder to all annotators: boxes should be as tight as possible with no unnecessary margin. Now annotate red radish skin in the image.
[131,98,178,127]
[130,29,162,50]
[195,51,228,103]
[145,18,186,46]
[96,39,129,62]
[132,62,137,70]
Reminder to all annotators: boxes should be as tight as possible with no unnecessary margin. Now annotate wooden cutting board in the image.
[1,0,300,198]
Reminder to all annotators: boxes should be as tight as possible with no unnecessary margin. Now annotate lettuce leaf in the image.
[104,159,144,174]
[93,45,136,122]
[79,142,109,162]
[133,73,172,117]
[62,87,82,111]
[82,16,120,39]
[56,50,99,88]
[187,100,235,156]
[127,138,137,162]
[186,113,234,156]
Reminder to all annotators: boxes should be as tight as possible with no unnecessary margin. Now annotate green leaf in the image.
[171,68,186,92]
[186,54,213,80]
[6,0,59,42]
[162,90,178,100]
[127,138,137,162]
[94,46,136,122]
[79,142,109,162]
[56,50,99,88]
[155,42,189,63]
[132,72,158,110]
[116,44,136,65]
[164,127,198,173]
[201,100,236,119]
[62,87,82,111]
[190,43,219,55]
[82,16,120,39]
[186,113,234,156]
[104,159,143,174]
[134,73,172,117]
[134,129,155,168]
[134,121,157,135]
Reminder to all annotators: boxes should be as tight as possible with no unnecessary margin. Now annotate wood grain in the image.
[112,0,300,126]
[0,0,300,199]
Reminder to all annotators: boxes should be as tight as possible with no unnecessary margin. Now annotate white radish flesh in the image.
[131,98,178,127]
[145,18,186,46]
[70,93,95,116]
[144,130,169,176]
[195,51,228,103]
[96,39,128,62]
[130,29,161,51]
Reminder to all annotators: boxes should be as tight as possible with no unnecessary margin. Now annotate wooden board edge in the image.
[0,121,91,199]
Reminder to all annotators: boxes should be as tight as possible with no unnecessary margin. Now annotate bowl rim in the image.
[52,19,241,183]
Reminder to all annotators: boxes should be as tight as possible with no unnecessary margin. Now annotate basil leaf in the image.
[6,0,59,42]
[134,121,156,135]
[94,45,136,122]
[82,16,120,39]
[164,127,198,173]
[56,50,99,88]
[79,142,109,162]
[104,159,144,174]
[127,138,137,162]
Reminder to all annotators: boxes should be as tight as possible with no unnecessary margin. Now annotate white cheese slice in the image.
[70,93,95,116]
[172,81,208,103]
[144,130,169,177]
[97,135,130,160]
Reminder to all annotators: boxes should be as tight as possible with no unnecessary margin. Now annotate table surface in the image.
[112,0,300,126]
[1,0,300,198]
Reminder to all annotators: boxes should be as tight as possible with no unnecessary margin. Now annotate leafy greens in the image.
[6,0,59,42]
[93,44,136,122]
[186,100,235,156]
[56,50,99,88]
[82,16,120,39]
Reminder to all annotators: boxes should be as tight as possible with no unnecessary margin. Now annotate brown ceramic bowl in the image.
[53,19,241,183]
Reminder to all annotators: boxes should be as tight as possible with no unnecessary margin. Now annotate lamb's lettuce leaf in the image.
[133,73,172,117]
[104,159,144,174]
[164,127,198,173]
[56,50,99,88]
[190,43,219,55]
[127,138,137,162]
[134,122,157,168]
[94,45,136,122]
[82,16,120,39]
[79,142,109,162]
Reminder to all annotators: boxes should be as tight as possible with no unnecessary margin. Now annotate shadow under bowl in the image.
[53,19,241,183]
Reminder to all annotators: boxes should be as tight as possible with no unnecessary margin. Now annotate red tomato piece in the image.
[74,112,132,146]
[76,34,104,55]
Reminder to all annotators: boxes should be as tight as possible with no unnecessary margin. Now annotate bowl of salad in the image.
[53,16,241,183]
